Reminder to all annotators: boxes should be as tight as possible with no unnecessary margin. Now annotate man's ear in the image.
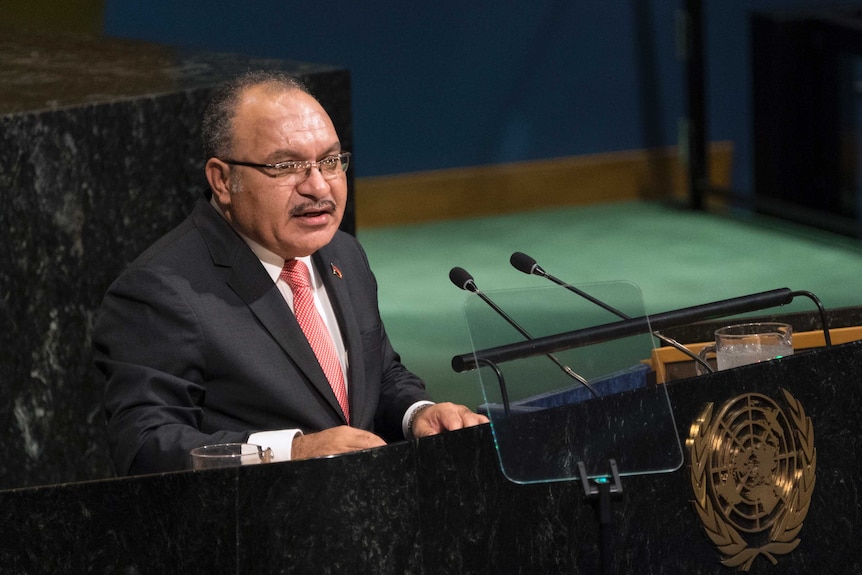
[205,158,232,203]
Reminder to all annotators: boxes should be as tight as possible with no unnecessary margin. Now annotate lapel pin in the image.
[330,263,343,279]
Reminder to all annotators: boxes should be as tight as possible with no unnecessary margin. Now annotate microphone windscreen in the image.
[510,252,538,275]
[448,267,475,291]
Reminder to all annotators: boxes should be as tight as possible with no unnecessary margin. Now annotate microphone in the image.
[510,252,714,373]
[449,267,598,397]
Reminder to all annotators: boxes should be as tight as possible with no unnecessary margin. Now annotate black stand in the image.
[578,460,622,575]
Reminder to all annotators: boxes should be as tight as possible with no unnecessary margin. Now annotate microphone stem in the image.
[475,291,530,340]
[475,291,599,397]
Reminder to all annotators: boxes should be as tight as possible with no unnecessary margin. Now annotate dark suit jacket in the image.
[94,198,430,476]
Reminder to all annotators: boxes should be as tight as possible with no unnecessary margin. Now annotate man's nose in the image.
[296,165,330,196]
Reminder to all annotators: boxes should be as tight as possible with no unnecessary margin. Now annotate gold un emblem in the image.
[687,389,816,571]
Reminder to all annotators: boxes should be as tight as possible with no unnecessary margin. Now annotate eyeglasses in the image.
[222,152,351,184]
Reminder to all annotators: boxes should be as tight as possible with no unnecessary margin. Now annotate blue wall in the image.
[104,0,862,193]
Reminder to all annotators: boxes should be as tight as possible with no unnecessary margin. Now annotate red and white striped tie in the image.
[281,259,350,423]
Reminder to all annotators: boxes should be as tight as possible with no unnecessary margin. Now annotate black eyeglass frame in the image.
[220,152,351,180]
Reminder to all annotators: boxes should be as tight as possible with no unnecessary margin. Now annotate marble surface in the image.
[0,341,858,573]
[0,27,353,490]
[0,470,236,573]
[238,445,423,573]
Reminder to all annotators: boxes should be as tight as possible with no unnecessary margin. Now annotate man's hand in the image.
[410,402,489,438]
[291,426,386,460]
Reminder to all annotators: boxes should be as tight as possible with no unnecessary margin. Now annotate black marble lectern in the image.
[0,340,859,574]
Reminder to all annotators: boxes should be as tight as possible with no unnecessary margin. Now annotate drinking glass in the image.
[696,322,793,373]
[189,443,272,470]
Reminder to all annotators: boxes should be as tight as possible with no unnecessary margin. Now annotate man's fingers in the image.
[413,403,489,438]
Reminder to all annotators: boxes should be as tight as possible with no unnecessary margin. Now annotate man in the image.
[94,71,487,476]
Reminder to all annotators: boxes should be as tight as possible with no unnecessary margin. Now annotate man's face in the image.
[212,85,347,260]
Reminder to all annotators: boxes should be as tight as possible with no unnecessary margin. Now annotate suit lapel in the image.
[192,200,347,422]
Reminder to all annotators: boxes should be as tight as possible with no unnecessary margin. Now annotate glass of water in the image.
[189,443,273,470]
[715,322,793,370]
[696,322,793,373]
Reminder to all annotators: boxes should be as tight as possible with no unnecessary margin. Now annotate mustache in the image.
[289,200,337,217]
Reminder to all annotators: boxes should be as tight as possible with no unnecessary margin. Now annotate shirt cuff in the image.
[402,400,435,440]
[247,429,303,462]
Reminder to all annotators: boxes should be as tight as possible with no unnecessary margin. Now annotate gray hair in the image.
[201,71,312,160]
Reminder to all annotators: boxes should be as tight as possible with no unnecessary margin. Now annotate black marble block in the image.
[0,27,354,490]
[0,470,237,573]
[237,445,423,573]
[0,342,859,574]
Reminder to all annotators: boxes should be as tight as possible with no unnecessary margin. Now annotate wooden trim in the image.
[355,142,733,228]
[648,326,862,384]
